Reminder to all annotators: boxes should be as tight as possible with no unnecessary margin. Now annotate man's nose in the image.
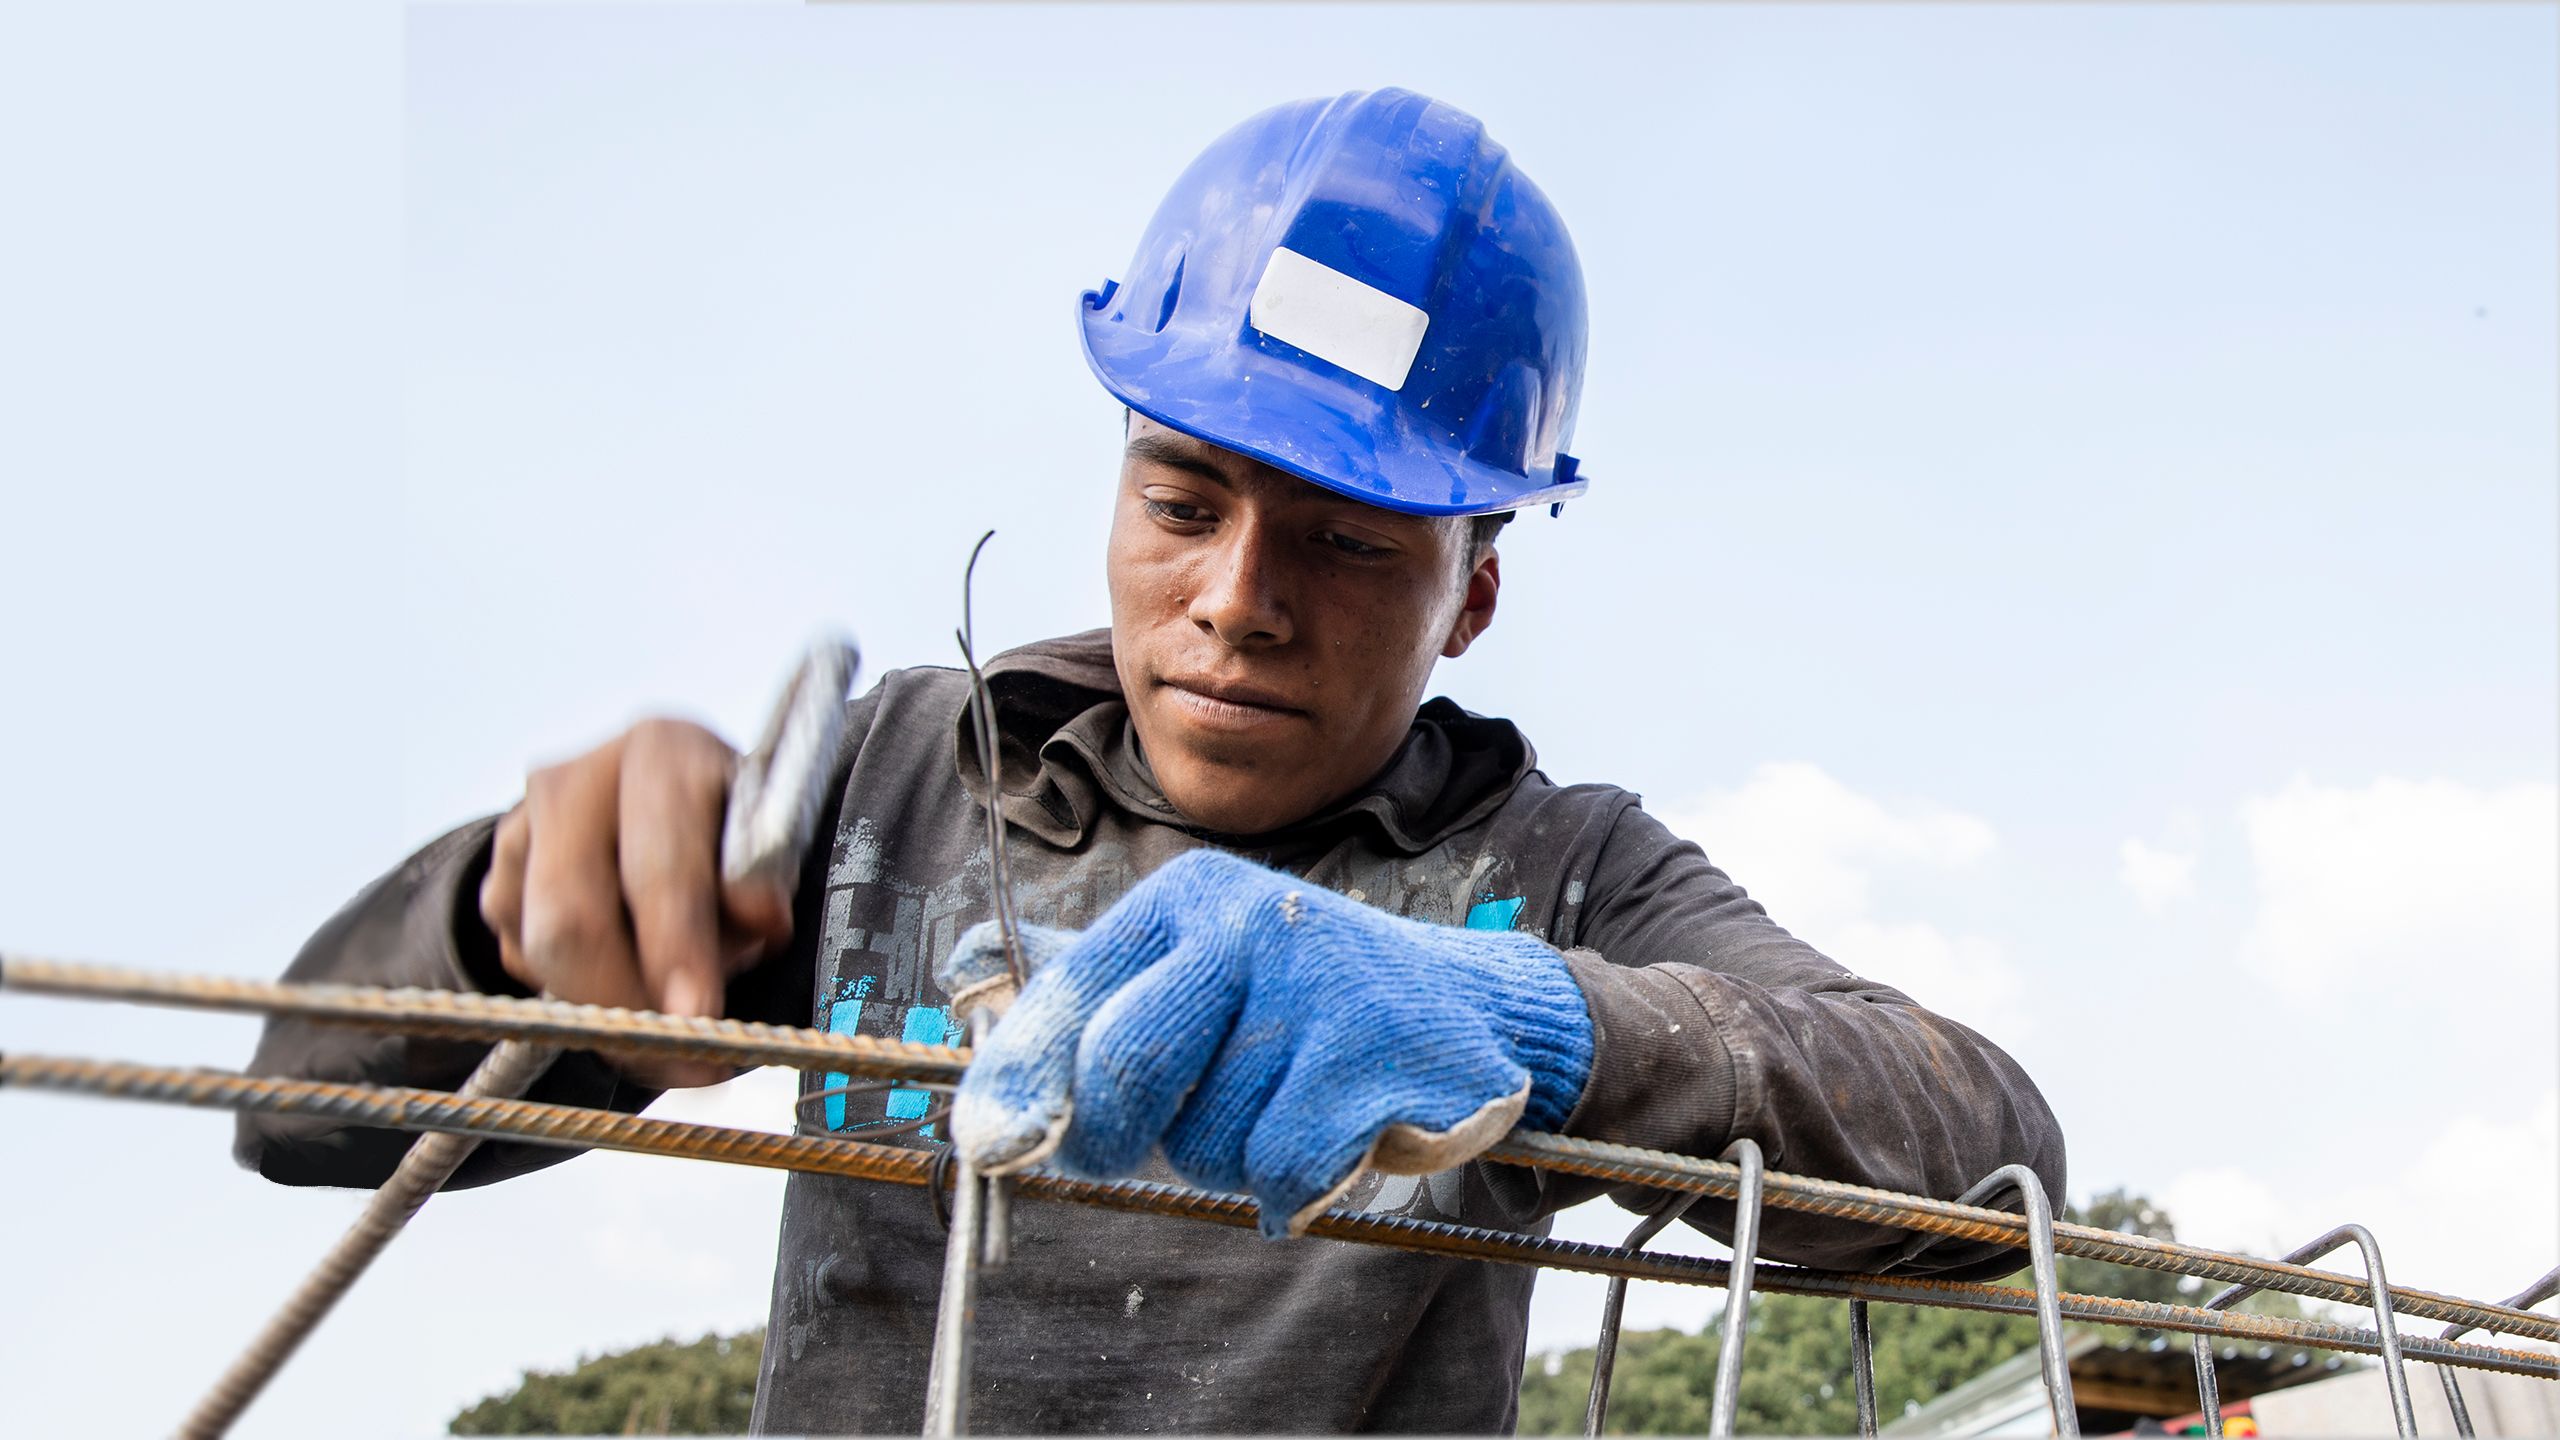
[1187,521,1294,649]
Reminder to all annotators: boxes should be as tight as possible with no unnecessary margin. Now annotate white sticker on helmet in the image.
[1246,247,1430,392]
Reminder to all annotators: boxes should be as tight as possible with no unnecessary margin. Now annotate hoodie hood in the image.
[952,628,1537,856]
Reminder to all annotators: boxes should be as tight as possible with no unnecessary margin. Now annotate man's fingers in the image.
[718,874,795,968]
[937,920,1077,1024]
[518,742,647,1011]
[949,966,1087,1173]
[480,804,531,987]
[1062,939,1245,1179]
[1160,990,1295,1194]
[617,719,731,1020]
[952,899,1183,1175]
[1245,1045,1530,1239]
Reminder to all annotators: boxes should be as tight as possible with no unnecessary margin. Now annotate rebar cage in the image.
[4,956,2553,1439]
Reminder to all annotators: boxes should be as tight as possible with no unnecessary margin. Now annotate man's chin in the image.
[1153,751,1330,837]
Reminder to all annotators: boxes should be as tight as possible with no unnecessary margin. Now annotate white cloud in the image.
[1664,762,1995,922]
[1657,762,2024,1039]
[2159,1166,2295,1262]
[2142,775,2560,1323]
[1825,918,2025,1040]
[2119,837,2198,910]
[1525,766,2023,1361]
[2237,776,2558,992]
[2162,1091,2558,1311]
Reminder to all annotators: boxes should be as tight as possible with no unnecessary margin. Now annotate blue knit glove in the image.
[935,850,1594,1237]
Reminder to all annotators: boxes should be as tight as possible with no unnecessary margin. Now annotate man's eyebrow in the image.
[1125,433,1234,488]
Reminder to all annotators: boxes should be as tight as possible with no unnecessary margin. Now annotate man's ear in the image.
[1440,548,1500,659]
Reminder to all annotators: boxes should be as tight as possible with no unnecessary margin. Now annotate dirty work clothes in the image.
[235,629,2066,1435]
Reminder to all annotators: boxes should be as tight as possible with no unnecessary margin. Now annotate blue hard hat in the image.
[1080,88,1589,518]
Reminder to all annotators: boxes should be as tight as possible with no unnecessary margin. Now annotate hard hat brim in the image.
[1079,289,1587,520]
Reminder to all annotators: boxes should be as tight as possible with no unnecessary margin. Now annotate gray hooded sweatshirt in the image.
[236,630,2065,1434]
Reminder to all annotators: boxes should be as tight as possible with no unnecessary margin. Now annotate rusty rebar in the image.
[1849,1298,1878,1436]
[2193,1225,2414,1437]
[2436,1265,2558,1438]
[1583,1192,1703,1436]
[1952,1164,2075,1435]
[0,956,963,1084]
[173,1038,561,1440]
[6,1052,2553,1384]
[1483,1131,2559,1345]
[11,956,2554,1350]
[1708,1138,1769,1439]
[153,636,860,1438]
[930,533,1025,1436]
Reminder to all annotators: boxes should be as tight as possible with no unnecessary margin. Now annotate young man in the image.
[239,88,2064,1432]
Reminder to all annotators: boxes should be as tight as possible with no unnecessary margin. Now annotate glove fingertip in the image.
[937,920,1011,1000]
[940,920,1080,993]
[1011,922,1079,971]
[1367,1081,1528,1175]
[952,1088,1070,1175]
[1264,1165,1366,1241]
[1052,1107,1157,1182]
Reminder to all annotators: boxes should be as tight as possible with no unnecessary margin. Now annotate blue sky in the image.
[3,4,2553,1434]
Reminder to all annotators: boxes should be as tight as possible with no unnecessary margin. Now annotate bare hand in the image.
[478,719,797,1087]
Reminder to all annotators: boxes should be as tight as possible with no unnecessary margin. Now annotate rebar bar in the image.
[172,1037,561,1440]
[2193,1224,2415,1438]
[2437,1266,2559,1438]
[1708,1138,1767,1438]
[923,1008,998,1437]
[1954,1165,2075,1436]
[935,532,1025,1433]
[1482,1130,2558,1345]
[0,956,964,1084]
[11,958,2553,1350]
[1584,1193,1704,1436]
[7,1052,2553,1385]
[152,636,861,1438]
[1848,1298,1878,1437]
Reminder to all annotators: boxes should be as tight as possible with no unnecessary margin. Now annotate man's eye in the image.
[1321,531,1383,557]
[1145,499,1210,525]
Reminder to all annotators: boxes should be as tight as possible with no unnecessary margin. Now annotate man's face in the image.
[1107,414,1500,836]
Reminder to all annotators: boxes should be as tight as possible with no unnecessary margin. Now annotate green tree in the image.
[1519,1189,2303,1434]
[2061,1188,2310,1328]
[1519,1292,2048,1435]
[449,1330,764,1436]
[443,1193,2305,1434]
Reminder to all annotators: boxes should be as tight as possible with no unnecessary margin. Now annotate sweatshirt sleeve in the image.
[231,685,883,1190]
[1535,802,2067,1282]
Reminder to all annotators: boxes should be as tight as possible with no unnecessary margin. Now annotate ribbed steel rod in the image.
[0,956,963,1083]
[921,1008,998,1437]
[1849,1298,1879,1437]
[1582,1193,1703,1436]
[6,1053,2553,1383]
[8,959,2553,1347]
[173,1039,560,1440]
[1708,1139,1770,1439]
[1951,1165,2078,1435]
[2438,1266,2560,1438]
[1482,1132,2559,1345]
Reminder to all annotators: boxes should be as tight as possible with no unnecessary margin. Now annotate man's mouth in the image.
[1158,675,1307,728]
